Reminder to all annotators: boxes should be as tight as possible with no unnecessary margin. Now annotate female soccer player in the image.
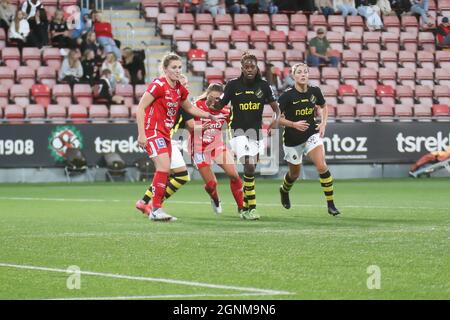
[135,74,193,216]
[215,52,280,220]
[278,63,340,216]
[136,54,222,221]
[190,83,244,214]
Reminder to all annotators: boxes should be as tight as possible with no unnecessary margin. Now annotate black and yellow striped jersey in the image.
[278,85,325,147]
[220,75,276,137]
[170,108,193,138]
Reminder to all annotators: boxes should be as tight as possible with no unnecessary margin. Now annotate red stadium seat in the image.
[418,32,435,52]
[143,0,160,20]
[357,85,376,106]
[89,104,109,123]
[417,51,435,71]
[375,104,394,120]
[322,67,340,86]
[195,13,214,32]
[271,14,289,35]
[250,31,269,51]
[376,85,395,97]
[398,51,417,71]
[383,15,400,33]
[231,30,249,50]
[10,84,30,107]
[31,84,51,107]
[339,84,357,96]
[192,30,212,52]
[309,14,327,31]
[381,32,400,52]
[16,66,36,87]
[234,14,252,33]
[416,68,435,87]
[0,66,15,89]
[161,0,179,15]
[356,104,375,121]
[414,104,432,118]
[215,14,233,32]
[434,85,450,105]
[290,13,308,33]
[432,104,450,117]
[266,50,284,70]
[285,50,303,65]
[73,84,93,106]
[47,104,67,121]
[173,30,192,54]
[204,68,224,84]
[327,31,344,52]
[208,49,227,70]
[346,15,364,34]
[228,49,244,68]
[2,48,20,68]
[253,13,270,34]
[415,85,433,106]
[115,84,134,106]
[360,68,378,89]
[224,67,241,81]
[308,67,321,86]
[378,68,397,88]
[400,31,418,52]
[110,104,130,121]
[401,16,419,33]
[26,104,46,122]
[157,14,176,38]
[328,15,345,33]
[187,48,207,74]
[68,104,88,123]
[37,66,57,88]
[361,51,379,71]
[176,13,195,33]
[211,30,230,51]
[22,47,42,70]
[4,104,24,122]
[336,104,355,121]
[288,31,306,51]
[269,31,287,51]
[397,68,416,89]
[321,84,337,97]
[436,51,450,65]
[342,50,360,70]
[344,32,363,52]
[42,48,62,71]
[341,67,359,87]
[396,85,414,105]
[395,104,414,119]
[363,31,381,51]
[380,51,398,71]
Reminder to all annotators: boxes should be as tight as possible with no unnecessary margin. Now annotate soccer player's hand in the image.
[292,120,309,132]
[316,122,326,138]
[138,133,147,149]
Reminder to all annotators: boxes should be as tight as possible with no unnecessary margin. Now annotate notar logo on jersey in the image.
[48,126,84,162]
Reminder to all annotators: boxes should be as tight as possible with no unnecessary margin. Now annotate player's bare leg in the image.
[307,145,340,216]
[280,164,301,209]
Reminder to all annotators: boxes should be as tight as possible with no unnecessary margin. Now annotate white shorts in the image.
[230,135,265,161]
[170,139,186,169]
[283,133,323,165]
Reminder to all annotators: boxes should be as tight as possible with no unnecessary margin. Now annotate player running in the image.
[136,53,222,221]
[190,83,244,214]
[214,52,280,220]
[278,63,340,216]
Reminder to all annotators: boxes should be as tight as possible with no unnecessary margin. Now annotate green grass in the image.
[0,179,449,300]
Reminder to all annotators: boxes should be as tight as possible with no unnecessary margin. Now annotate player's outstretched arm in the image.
[136,92,155,148]
[181,99,223,121]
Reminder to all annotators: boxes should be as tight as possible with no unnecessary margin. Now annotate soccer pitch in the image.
[0,179,448,300]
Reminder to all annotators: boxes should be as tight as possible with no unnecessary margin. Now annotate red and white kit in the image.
[190,99,230,169]
[144,77,188,158]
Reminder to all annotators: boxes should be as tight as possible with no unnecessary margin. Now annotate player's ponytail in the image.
[196,83,224,101]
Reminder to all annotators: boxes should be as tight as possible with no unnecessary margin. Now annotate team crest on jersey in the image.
[310,95,317,104]
[155,138,167,149]
[255,89,264,99]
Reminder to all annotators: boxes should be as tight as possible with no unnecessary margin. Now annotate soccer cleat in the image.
[279,187,291,209]
[327,205,341,216]
[240,208,260,220]
[149,208,177,221]
[210,199,222,215]
[135,199,152,216]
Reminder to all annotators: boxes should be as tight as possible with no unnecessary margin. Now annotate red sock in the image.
[151,171,169,209]
[204,180,219,205]
[230,178,244,210]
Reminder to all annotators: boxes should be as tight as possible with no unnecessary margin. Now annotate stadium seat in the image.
[321,84,337,97]
[143,0,160,20]
[342,50,360,69]
[211,30,230,51]
[339,84,357,105]
[434,85,450,105]
[248,49,266,73]
[432,104,450,118]
[436,51,450,66]
[285,50,303,65]
[47,104,66,122]
[396,85,415,106]
[192,30,212,52]
[110,104,130,122]
[228,49,244,68]
[327,31,344,52]
[115,84,134,106]
[435,68,450,86]
[134,84,147,102]
[195,13,214,32]
[378,68,397,88]
[173,30,192,54]
[357,85,376,105]
[397,68,416,89]
[401,15,419,33]
[187,48,207,74]
[37,66,57,88]
[322,67,340,87]
[361,51,379,71]
[68,104,88,123]
[415,85,433,106]
[381,32,400,52]
[416,68,435,87]
[250,31,269,51]
[308,67,321,87]
[356,104,375,121]
[418,32,436,52]
[157,14,176,38]
[271,14,289,35]
[161,0,179,15]
[344,32,363,53]
[53,84,72,107]
[204,68,224,84]
[225,67,241,81]
[288,31,306,52]
[89,104,109,123]
[231,30,249,51]
[4,104,24,123]
[31,84,51,107]
[266,50,284,70]
[383,15,401,34]
[73,84,93,107]
[290,13,308,33]
[0,66,15,89]
[340,68,359,87]
[360,68,378,89]
[253,13,271,34]
[363,31,381,51]
[414,104,432,118]
[269,31,287,51]
[346,15,364,34]
[208,49,227,70]
[380,51,398,71]
[2,47,20,69]
[16,67,36,87]
[395,104,414,120]
[417,51,435,71]
[176,13,195,33]
[399,51,417,71]
[376,85,395,97]
[375,104,394,121]
[336,104,355,121]
[0,28,5,49]
[400,31,418,52]
[26,104,46,122]
[215,14,233,32]
[309,14,327,31]
[22,47,42,70]
[234,14,252,33]
[10,84,30,107]
[0,85,8,108]
[130,104,138,119]
[42,48,61,71]
[328,15,345,33]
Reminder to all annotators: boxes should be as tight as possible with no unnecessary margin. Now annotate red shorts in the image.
[191,144,227,169]
[145,130,172,158]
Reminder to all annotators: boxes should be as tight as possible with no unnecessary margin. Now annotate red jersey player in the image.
[136,53,222,221]
[190,83,244,214]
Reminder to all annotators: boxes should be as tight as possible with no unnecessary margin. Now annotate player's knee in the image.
[316,163,328,174]
[244,165,256,176]
[289,172,300,181]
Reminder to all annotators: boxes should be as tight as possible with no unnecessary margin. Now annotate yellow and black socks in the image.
[281,173,296,193]
[319,170,334,207]
[142,170,190,203]
[243,175,256,210]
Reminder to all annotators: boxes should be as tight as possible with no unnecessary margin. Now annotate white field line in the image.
[47,293,276,300]
[0,196,446,210]
[0,263,293,296]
